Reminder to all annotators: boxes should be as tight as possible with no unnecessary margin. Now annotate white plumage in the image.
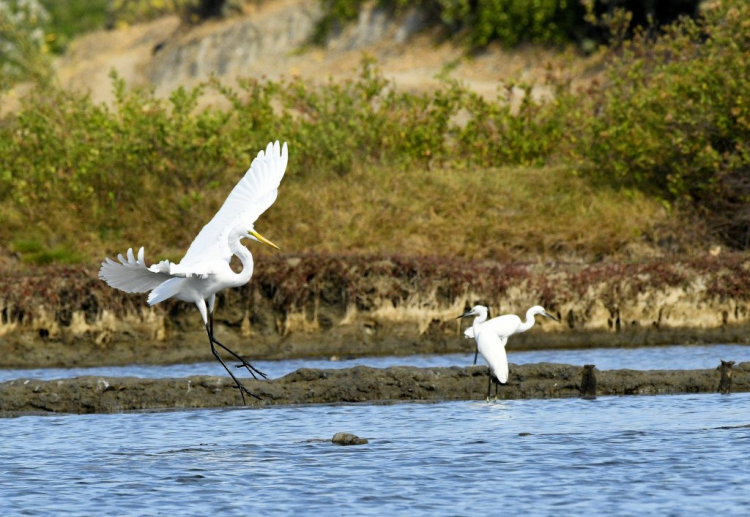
[178,140,287,271]
[459,304,558,400]
[99,141,288,403]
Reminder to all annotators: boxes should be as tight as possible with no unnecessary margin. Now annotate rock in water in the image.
[331,432,368,446]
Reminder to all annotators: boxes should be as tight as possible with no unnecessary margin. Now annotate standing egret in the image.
[458,305,558,401]
[99,141,288,404]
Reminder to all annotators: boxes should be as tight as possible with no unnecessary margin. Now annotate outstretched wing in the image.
[99,247,174,293]
[178,141,288,269]
[477,332,509,383]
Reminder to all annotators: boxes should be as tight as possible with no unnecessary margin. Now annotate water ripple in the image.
[2,344,750,383]
[2,394,750,514]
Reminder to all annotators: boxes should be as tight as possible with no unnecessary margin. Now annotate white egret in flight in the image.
[458,305,558,401]
[99,141,288,403]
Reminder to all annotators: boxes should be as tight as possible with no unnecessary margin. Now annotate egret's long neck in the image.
[472,311,488,334]
[229,238,254,285]
[519,309,537,333]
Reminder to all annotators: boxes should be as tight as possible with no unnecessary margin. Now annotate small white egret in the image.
[458,305,558,401]
[99,141,288,403]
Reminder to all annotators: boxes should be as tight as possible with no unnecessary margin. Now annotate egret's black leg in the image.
[208,312,268,379]
[486,370,493,402]
[473,347,479,365]
[205,325,260,403]
[215,339,268,380]
[494,378,499,401]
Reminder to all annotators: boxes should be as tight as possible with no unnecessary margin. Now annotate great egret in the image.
[99,141,288,403]
[458,305,558,401]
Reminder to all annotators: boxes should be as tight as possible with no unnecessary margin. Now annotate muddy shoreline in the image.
[2,362,747,415]
[4,324,750,370]
[2,255,750,369]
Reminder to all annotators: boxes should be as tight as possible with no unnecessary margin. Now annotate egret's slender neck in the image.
[229,236,254,284]
[519,308,538,333]
[473,311,488,325]
[472,311,488,334]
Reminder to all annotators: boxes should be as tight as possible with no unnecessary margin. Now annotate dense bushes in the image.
[39,0,108,53]
[0,63,564,242]
[315,0,702,47]
[0,61,607,263]
[580,1,750,245]
[1,0,748,261]
[105,0,243,27]
[0,0,53,89]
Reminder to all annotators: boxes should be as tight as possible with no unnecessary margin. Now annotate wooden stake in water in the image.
[580,364,597,399]
[718,360,735,395]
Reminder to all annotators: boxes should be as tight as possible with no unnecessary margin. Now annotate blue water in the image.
[2,393,749,515]
[1,344,748,383]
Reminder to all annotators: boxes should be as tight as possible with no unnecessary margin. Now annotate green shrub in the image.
[439,0,578,46]
[315,0,701,47]
[457,81,574,167]
[315,0,578,46]
[579,1,750,244]
[39,0,108,53]
[0,60,569,261]
[0,0,53,89]
[106,0,243,27]
[4,1,749,261]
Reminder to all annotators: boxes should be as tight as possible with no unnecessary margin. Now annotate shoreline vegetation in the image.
[2,254,750,369]
[2,1,749,267]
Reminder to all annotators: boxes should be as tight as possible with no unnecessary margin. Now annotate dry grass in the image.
[259,163,697,262]
[2,162,703,267]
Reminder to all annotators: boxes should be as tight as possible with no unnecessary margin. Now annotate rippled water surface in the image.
[2,394,749,515]
[2,344,748,383]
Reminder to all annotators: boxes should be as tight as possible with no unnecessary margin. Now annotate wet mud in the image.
[2,362,748,415]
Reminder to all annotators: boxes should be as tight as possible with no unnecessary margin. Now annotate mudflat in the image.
[1,362,747,415]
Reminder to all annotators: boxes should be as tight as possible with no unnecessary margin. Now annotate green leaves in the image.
[0,59,569,261]
[582,1,750,204]
[0,0,54,89]
[317,0,582,47]
[2,0,749,260]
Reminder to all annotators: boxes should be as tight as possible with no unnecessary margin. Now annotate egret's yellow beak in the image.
[249,229,280,250]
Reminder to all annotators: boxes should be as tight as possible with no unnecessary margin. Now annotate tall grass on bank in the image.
[0,66,673,264]
[265,164,674,261]
[0,66,588,264]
